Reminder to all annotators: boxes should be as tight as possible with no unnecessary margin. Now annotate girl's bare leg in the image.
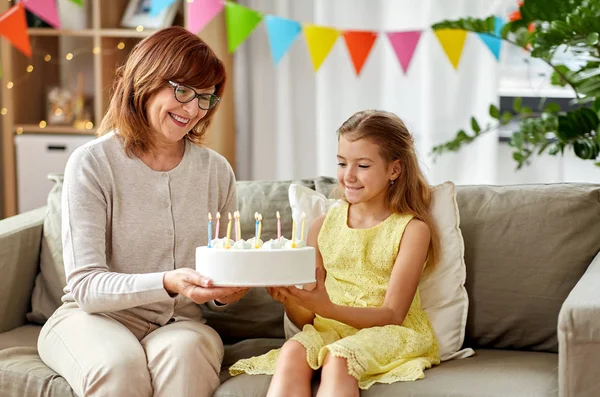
[316,353,359,397]
[267,340,313,397]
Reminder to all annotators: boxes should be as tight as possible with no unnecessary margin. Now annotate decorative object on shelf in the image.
[431,0,600,168]
[121,0,178,29]
[46,86,73,125]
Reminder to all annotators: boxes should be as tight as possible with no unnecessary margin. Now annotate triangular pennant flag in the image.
[434,29,468,70]
[343,31,377,76]
[186,0,224,34]
[304,25,340,72]
[477,16,505,60]
[225,2,263,53]
[23,0,61,29]
[150,0,176,17]
[69,0,83,6]
[0,3,31,57]
[265,15,301,65]
[386,31,422,74]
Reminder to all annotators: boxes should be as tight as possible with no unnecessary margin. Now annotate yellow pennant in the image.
[303,24,340,72]
[434,29,468,70]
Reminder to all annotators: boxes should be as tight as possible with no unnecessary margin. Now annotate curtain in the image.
[235,0,507,185]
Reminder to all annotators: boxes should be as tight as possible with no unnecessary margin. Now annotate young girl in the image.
[229,110,441,396]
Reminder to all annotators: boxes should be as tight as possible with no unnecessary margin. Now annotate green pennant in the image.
[225,1,263,53]
[69,0,83,6]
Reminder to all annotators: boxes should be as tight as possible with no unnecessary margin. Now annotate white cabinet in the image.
[15,134,95,213]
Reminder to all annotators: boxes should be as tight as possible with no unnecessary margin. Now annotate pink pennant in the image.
[386,31,422,74]
[23,0,60,29]
[186,0,225,34]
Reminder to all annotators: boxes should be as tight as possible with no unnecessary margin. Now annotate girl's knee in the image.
[87,356,152,397]
[280,340,307,360]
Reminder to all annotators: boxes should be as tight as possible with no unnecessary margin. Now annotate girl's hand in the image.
[276,266,333,316]
[163,268,247,305]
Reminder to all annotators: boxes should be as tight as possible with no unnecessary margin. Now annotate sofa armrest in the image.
[558,250,600,397]
[0,206,46,333]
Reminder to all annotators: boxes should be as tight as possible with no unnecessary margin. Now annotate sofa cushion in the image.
[202,177,335,341]
[215,349,557,397]
[0,346,76,397]
[0,207,45,334]
[288,181,473,362]
[457,183,600,353]
[0,325,41,351]
[27,174,66,324]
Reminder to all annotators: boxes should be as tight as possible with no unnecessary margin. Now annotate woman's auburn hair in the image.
[336,110,441,271]
[97,26,226,155]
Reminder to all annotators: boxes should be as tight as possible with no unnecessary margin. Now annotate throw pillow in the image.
[26,174,66,324]
[288,182,474,361]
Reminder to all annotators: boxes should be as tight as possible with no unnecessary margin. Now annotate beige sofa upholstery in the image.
[1,176,599,397]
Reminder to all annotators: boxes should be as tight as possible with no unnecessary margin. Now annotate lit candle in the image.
[255,214,263,248]
[301,212,306,242]
[236,211,242,241]
[254,212,259,241]
[291,216,297,248]
[276,211,281,242]
[225,212,232,249]
[208,213,213,247]
[215,212,221,239]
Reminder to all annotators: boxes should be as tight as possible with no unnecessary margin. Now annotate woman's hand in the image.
[163,268,247,305]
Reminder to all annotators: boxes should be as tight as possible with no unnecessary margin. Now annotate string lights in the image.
[3,41,131,132]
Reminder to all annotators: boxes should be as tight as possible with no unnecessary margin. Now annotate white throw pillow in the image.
[288,182,474,361]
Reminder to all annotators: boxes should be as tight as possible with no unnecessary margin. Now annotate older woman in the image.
[38,26,247,397]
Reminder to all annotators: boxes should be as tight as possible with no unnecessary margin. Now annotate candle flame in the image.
[254,212,259,220]
[216,212,221,219]
[208,213,212,220]
[258,214,263,221]
[276,211,280,219]
[228,212,232,220]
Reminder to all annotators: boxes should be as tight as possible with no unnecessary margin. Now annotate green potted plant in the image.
[431,0,600,168]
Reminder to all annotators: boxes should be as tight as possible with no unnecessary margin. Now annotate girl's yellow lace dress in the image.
[229,204,440,389]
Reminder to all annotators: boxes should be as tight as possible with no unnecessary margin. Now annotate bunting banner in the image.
[0,2,31,57]
[185,0,224,33]
[264,15,301,65]
[343,31,378,76]
[0,0,509,76]
[387,31,422,74]
[225,2,263,53]
[477,16,505,60]
[23,0,60,29]
[434,29,468,70]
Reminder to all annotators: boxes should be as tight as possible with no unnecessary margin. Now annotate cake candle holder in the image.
[208,213,213,247]
[225,212,233,249]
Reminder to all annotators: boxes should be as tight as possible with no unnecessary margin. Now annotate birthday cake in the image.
[195,212,316,286]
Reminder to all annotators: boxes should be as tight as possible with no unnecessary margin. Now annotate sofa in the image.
[1,175,599,397]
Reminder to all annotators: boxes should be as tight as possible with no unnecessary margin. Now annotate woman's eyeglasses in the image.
[168,81,220,110]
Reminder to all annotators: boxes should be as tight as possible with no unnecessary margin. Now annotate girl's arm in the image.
[285,218,431,330]
[282,214,326,329]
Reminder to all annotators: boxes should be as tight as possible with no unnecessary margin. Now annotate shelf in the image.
[15,125,96,135]
[27,28,96,37]
[100,29,157,38]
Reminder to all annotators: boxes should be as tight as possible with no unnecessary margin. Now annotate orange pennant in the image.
[343,31,377,76]
[0,3,31,57]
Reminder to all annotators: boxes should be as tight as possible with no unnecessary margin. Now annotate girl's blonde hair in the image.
[337,109,440,270]
[97,26,226,156]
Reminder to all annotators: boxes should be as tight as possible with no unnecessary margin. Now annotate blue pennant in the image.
[265,15,302,65]
[477,16,505,61]
[150,0,176,17]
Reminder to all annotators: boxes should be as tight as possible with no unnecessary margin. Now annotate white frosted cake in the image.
[196,237,316,286]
